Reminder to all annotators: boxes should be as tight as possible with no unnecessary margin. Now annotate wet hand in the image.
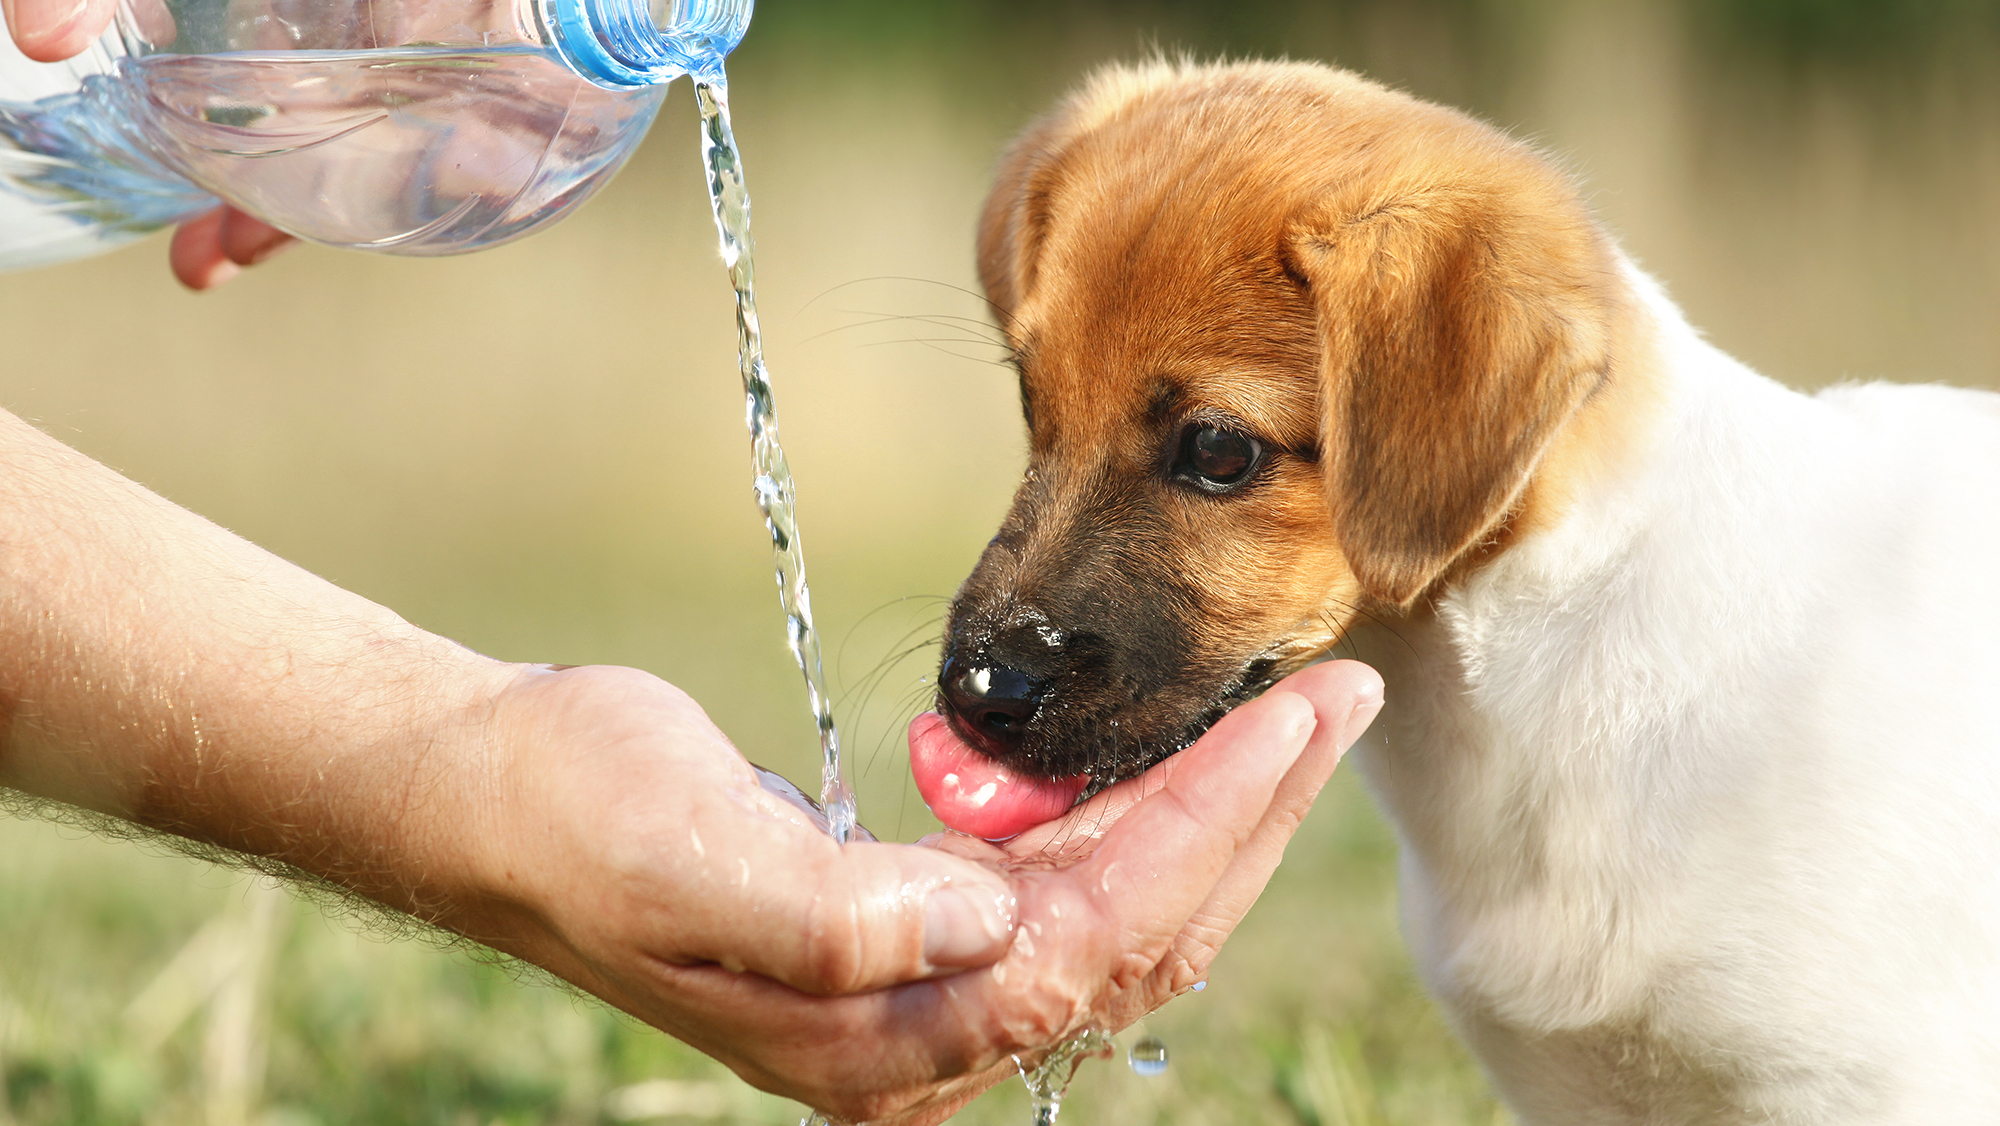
[502,660,1382,1125]
[438,665,1026,1053]
[3,0,296,288]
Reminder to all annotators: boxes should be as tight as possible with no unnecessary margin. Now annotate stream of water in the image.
[695,77,857,846]
[1018,1030,1114,1126]
[695,69,1123,1126]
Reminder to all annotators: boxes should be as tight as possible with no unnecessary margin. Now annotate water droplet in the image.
[1127,1036,1169,1077]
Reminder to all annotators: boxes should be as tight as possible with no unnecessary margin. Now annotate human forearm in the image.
[0,407,513,911]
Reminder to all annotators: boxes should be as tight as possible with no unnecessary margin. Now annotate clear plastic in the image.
[0,0,751,268]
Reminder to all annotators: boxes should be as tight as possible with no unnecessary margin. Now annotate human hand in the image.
[2,0,115,62]
[454,660,1380,1124]
[445,663,1023,1006]
[3,0,296,288]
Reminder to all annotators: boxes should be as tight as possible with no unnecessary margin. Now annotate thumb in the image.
[696,836,1018,996]
[6,0,116,62]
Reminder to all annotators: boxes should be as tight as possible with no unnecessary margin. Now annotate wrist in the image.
[415,663,659,982]
[245,643,531,931]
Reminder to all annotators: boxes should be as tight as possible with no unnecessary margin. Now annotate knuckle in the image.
[1176,918,1229,959]
[1107,950,1156,995]
[796,875,869,994]
[1165,945,1214,992]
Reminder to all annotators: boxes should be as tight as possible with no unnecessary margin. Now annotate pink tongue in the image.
[908,713,1091,840]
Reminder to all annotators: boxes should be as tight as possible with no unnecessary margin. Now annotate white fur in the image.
[1346,261,2000,1124]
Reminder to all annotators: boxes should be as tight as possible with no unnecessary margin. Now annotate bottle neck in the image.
[542,0,751,87]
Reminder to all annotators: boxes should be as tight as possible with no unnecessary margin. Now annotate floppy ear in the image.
[1292,167,1620,608]
[976,111,1072,320]
[978,59,1192,318]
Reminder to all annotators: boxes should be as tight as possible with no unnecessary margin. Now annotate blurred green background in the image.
[3,0,1999,1123]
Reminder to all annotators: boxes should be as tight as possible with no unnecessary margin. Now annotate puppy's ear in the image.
[979,59,1197,318]
[976,112,1070,318]
[1292,157,1619,608]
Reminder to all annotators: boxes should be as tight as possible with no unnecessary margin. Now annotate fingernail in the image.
[181,256,240,291]
[923,881,1016,968]
[1339,688,1385,752]
[13,0,86,50]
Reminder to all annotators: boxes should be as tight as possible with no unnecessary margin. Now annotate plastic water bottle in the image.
[0,0,750,269]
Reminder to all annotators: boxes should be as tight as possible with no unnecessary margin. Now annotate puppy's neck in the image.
[1342,263,1831,1027]
[1359,260,1819,769]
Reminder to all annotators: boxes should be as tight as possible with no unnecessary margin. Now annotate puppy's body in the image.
[931,59,2000,1122]
[1353,274,2000,1120]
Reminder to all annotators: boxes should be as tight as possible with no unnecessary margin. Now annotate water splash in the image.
[695,76,856,845]
[1017,1029,1113,1126]
[796,1031,1112,1126]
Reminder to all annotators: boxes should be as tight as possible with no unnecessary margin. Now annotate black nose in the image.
[940,657,1047,753]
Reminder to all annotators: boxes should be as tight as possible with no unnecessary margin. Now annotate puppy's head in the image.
[919,60,1625,827]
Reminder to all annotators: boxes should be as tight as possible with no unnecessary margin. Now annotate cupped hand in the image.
[4,0,296,288]
[455,665,1022,998]
[454,660,1382,1124]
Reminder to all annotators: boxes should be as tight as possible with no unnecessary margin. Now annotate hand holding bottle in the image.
[4,0,114,64]
[2,0,294,287]
[2,0,741,286]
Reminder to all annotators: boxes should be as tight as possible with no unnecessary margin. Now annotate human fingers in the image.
[484,665,1023,997]
[613,754,1022,994]
[595,956,1016,1126]
[996,752,1190,864]
[5,0,117,62]
[220,210,296,266]
[999,661,1382,866]
[1145,661,1383,993]
[675,830,1023,994]
[1052,685,1322,977]
[169,208,239,290]
[170,207,295,289]
[631,689,1338,1120]
[1259,660,1384,817]
[870,690,1329,1063]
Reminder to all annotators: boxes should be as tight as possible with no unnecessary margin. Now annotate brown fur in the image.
[943,58,1643,780]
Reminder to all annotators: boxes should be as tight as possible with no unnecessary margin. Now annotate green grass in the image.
[0,770,1502,1126]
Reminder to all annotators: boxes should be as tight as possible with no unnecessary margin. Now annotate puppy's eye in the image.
[1178,425,1263,491]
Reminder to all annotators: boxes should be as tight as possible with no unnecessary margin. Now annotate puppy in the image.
[907,59,2000,1123]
